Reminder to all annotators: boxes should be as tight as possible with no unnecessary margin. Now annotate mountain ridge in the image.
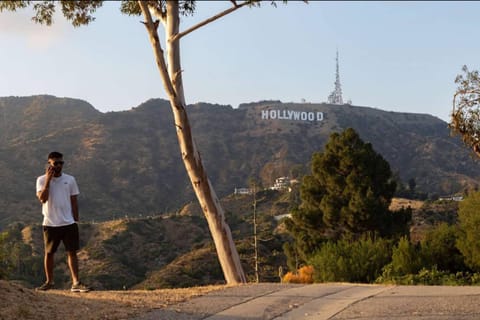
[0,95,477,228]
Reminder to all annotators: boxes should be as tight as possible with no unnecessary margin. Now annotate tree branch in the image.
[138,1,176,100]
[171,1,250,42]
[149,4,166,25]
[451,89,480,158]
[165,1,185,107]
[452,90,480,113]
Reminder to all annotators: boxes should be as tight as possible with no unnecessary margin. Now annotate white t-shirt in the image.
[36,173,80,227]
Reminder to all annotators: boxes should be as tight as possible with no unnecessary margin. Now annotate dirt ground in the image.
[0,280,226,320]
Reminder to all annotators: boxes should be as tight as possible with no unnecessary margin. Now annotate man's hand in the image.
[45,165,55,181]
[37,165,54,203]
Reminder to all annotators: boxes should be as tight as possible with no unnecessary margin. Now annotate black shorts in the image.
[43,223,79,254]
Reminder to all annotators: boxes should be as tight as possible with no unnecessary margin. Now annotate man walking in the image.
[35,151,90,292]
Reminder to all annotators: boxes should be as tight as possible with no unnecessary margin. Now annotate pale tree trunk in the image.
[139,1,246,284]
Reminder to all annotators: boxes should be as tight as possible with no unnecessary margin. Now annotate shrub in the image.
[420,223,466,272]
[389,236,422,276]
[282,265,314,284]
[377,267,480,286]
[309,236,391,283]
[457,191,480,271]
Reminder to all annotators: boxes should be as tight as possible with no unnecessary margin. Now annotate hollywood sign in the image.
[261,109,324,122]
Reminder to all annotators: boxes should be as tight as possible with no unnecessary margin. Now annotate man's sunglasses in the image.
[51,161,64,166]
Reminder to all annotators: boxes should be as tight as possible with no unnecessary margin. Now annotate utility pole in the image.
[2,106,6,144]
[252,182,259,283]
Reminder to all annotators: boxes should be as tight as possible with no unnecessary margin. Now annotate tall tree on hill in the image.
[285,128,410,263]
[456,191,480,272]
[0,0,304,284]
[450,65,480,158]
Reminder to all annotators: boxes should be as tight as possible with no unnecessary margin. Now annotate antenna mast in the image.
[327,49,344,105]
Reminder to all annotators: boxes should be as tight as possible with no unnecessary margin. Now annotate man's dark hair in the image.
[48,151,63,159]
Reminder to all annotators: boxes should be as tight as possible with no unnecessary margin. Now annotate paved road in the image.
[135,283,480,320]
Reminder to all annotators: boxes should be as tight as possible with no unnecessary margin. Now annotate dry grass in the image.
[389,198,424,211]
[0,280,225,320]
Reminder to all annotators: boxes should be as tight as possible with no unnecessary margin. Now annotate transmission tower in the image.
[327,49,344,105]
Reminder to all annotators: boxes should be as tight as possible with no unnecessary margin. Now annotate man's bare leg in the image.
[67,251,79,285]
[44,252,54,284]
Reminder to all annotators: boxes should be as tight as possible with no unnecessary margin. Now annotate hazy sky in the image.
[1,1,479,122]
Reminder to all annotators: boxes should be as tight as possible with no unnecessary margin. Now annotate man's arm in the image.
[37,189,48,203]
[37,167,54,203]
[71,195,79,222]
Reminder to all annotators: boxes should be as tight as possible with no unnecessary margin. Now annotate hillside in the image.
[1,180,457,291]
[3,189,291,290]
[0,95,478,227]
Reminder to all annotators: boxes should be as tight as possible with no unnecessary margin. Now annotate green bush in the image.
[388,236,422,276]
[0,231,12,279]
[0,227,43,283]
[420,223,466,272]
[377,266,480,286]
[457,191,480,271]
[309,236,391,283]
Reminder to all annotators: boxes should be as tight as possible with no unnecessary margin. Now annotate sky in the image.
[1,1,479,122]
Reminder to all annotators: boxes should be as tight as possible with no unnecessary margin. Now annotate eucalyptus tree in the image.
[0,0,300,284]
[450,65,480,157]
